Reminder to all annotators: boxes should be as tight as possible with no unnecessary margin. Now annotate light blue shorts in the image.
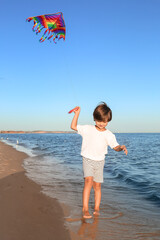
[82,157,105,183]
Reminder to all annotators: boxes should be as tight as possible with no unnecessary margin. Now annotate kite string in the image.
[63,52,80,106]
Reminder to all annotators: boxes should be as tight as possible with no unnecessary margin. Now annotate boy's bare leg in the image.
[93,181,101,215]
[82,176,93,218]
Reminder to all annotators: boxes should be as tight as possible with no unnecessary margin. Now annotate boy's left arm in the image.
[114,145,128,155]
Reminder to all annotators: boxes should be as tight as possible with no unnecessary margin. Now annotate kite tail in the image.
[53,35,58,44]
[59,35,64,40]
[39,29,50,42]
[32,21,37,32]
[48,34,54,40]
[35,24,44,34]
[48,33,64,43]
[26,17,32,22]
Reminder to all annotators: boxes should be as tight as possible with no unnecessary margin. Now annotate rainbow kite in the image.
[26,12,66,43]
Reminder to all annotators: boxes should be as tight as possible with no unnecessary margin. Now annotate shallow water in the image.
[1,133,160,239]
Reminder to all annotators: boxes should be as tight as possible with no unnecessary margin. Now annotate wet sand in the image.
[0,141,70,240]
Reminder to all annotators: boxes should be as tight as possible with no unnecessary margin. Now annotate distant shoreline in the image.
[0,131,159,134]
[0,131,75,134]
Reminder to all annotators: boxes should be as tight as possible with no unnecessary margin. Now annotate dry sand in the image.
[0,141,71,240]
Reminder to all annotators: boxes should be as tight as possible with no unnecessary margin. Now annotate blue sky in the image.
[1,0,160,132]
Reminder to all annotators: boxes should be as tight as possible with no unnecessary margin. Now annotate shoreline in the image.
[0,141,71,240]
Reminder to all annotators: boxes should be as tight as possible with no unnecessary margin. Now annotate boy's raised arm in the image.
[70,107,80,131]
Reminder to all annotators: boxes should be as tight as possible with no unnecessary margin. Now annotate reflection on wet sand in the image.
[65,209,160,240]
[65,216,99,240]
[65,212,123,240]
[78,217,99,240]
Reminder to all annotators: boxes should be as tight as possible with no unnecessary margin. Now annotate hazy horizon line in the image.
[0,130,160,134]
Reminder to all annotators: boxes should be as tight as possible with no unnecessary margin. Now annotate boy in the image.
[70,102,128,219]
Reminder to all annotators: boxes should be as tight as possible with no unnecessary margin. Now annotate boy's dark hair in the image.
[93,102,112,122]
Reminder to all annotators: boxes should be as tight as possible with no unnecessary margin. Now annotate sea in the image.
[1,132,160,240]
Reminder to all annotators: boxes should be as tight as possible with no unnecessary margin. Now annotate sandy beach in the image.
[0,141,71,240]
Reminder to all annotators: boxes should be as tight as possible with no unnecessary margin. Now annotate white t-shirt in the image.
[77,125,119,161]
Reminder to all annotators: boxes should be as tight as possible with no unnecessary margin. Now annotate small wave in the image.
[108,167,160,206]
[146,193,160,206]
[124,177,150,189]
[115,173,126,180]
[32,146,41,150]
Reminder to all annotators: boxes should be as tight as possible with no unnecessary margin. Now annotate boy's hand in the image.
[114,145,128,155]
[121,145,128,155]
[74,106,80,114]
[68,106,80,114]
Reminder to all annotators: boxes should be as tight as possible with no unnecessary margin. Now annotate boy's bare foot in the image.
[93,210,100,216]
[82,210,92,219]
